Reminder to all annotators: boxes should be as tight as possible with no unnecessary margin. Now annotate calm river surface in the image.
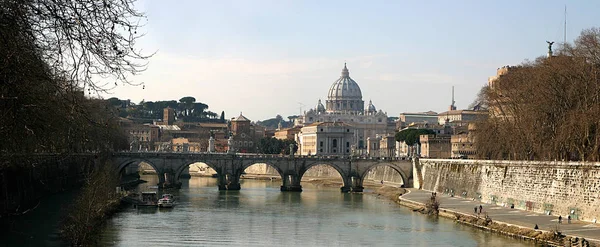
[97,175,530,247]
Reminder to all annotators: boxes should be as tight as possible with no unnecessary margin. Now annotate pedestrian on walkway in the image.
[558,215,562,224]
[534,224,539,230]
[479,205,483,214]
[568,215,571,224]
[474,206,478,214]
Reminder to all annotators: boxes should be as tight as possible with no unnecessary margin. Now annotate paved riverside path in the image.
[401,189,600,243]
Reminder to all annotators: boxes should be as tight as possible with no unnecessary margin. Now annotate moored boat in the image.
[138,191,158,207]
[158,194,175,208]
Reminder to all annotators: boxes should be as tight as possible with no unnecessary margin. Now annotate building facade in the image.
[396,111,439,129]
[297,122,354,156]
[229,113,257,153]
[420,134,451,158]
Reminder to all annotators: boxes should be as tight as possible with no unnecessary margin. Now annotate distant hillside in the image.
[256,115,298,129]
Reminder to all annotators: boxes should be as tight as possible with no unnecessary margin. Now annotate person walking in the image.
[479,205,483,214]
[558,215,562,224]
[567,215,571,224]
[474,206,478,214]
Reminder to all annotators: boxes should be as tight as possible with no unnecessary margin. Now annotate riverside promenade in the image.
[401,189,600,244]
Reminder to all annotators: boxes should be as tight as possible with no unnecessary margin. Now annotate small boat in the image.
[158,194,175,208]
[137,191,158,207]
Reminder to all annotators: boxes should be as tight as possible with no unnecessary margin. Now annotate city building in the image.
[437,109,487,126]
[420,134,451,158]
[274,127,301,140]
[396,111,439,129]
[295,64,394,153]
[451,123,477,159]
[297,122,355,156]
[118,118,160,151]
[229,113,258,153]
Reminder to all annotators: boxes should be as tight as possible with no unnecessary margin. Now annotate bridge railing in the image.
[113,151,411,161]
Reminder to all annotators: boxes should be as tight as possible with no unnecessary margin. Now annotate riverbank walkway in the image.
[401,189,600,244]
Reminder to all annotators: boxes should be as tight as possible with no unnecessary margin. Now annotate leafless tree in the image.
[3,0,151,94]
[474,27,600,161]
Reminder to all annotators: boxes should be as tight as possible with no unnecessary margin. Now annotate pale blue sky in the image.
[105,0,600,121]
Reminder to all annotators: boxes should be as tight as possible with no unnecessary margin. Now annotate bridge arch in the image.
[174,160,220,180]
[117,158,162,183]
[240,162,284,180]
[359,162,408,187]
[298,161,349,188]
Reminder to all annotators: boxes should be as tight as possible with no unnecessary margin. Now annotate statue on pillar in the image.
[289,143,295,157]
[208,136,215,153]
[227,136,234,154]
[546,40,555,57]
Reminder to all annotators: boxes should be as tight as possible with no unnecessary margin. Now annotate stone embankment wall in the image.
[418,159,600,222]
[0,154,97,216]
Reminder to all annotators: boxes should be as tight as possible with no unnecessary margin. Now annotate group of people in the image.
[558,215,571,224]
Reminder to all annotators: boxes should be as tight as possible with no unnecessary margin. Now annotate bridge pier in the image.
[218,173,241,191]
[159,171,182,189]
[281,174,302,192]
[341,176,364,193]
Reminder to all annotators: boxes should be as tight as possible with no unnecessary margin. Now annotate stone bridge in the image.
[113,152,414,192]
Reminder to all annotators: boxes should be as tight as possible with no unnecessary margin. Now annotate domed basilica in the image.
[295,64,394,154]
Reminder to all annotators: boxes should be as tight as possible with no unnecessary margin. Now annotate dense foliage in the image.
[475,28,600,161]
[108,96,222,122]
[395,129,436,146]
[257,137,298,155]
[256,115,297,129]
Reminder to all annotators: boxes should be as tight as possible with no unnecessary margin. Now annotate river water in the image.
[95,176,530,247]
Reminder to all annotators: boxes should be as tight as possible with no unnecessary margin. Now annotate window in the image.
[319,149,323,152]
[347,129,350,132]
[346,142,350,147]
[309,117,313,121]
[333,149,337,153]
[333,139,337,148]
[320,128,323,132]
[320,141,323,147]
[346,149,350,153]
[378,118,382,122]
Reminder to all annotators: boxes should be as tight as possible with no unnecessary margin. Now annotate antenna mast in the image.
[564,5,567,44]
[452,86,455,106]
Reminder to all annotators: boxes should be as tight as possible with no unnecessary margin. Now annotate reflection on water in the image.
[98,176,531,247]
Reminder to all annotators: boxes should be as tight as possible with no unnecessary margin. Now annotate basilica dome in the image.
[327,64,362,100]
[316,99,325,113]
[325,64,364,113]
[367,100,376,113]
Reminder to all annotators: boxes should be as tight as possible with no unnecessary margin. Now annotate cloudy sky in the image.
[102,0,600,121]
